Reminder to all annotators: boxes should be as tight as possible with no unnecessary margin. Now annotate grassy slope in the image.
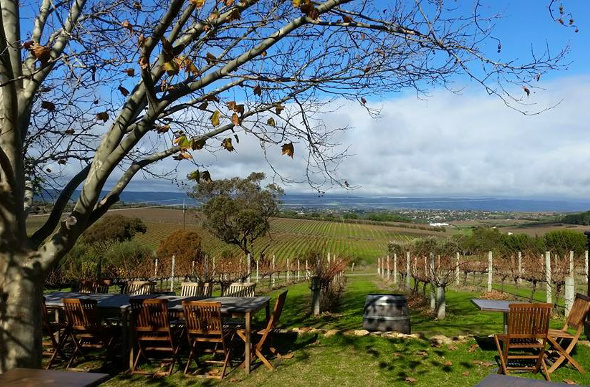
[101,273,590,387]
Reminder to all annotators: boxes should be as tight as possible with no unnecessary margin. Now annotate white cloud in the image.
[124,75,590,199]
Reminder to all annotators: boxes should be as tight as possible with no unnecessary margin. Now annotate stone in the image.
[324,329,341,337]
[354,329,370,337]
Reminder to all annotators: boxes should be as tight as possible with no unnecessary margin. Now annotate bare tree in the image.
[0,0,569,369]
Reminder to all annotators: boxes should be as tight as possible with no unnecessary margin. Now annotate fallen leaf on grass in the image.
[443,360,452,366]
[468,344,478,352]
[405,377,417,384]
[447,345,458,351]
[562,379,576,385]
[462,371,470,376]
[229,378,241,382]
[279,353,294,359]
[416,350,429,357]
[472,360,495,368]
[393,352,401,357]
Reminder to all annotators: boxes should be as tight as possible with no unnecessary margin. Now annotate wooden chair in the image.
[546,293,590,374]
[182,301,234,378]
[236,290,288,370]
[221,282,256,297]
[124,280,156,295]
[94,279,111,294]
[77,280,95,294]
[129,298,180,375]
[42,298,68,369]
[494,303,552,381]
[61,298,115,368]
[181,282,213,297]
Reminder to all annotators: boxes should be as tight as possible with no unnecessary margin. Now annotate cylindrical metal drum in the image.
[362,294,411,333]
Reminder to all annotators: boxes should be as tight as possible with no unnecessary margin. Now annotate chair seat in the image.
[548,329,575,339]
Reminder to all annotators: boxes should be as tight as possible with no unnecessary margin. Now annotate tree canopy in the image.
[191,172,283,254]
[81,214,147,249]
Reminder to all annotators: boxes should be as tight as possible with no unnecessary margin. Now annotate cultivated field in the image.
[27,207,436,263]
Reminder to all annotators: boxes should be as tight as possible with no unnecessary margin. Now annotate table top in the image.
[44,292,270,314]
[0,368,109,387]
[471,299,522,313]
[475,374,576,386]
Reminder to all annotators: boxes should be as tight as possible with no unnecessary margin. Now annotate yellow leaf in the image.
[267,117,276,126]
[210,110,220,126]
[281,142,294,158]
[293,0,302,7]
[162,61,179,76]
[189,0,205,8]
[221,138,234,152]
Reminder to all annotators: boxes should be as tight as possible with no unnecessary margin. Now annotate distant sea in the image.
[42,191,590,213]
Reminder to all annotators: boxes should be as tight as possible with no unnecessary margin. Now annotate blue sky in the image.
[115,1,590,199]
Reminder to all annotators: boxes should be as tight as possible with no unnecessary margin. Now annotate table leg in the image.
[503,312,508,334]
[245,311,251,374]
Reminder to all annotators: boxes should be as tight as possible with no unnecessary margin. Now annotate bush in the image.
[156,230,204,276]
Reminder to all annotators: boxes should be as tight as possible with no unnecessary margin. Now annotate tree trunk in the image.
[436,286,446,320]
[0,254,44,371]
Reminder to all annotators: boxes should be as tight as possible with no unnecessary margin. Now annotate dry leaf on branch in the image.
[282,143,294,158]
[30,43,51,66]
[96,112,109,122]
[221,138,234,152]
[41,101,55,111]
[210,110,220,126]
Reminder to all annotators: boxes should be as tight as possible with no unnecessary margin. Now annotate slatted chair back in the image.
[94,279,111,294]
[124,280,155,295]
[507,303,552,339]
[129,298,171,334]
[78,280,95,294]
[181,282,213,297]
[257,290,288,348]
[182,301,224,336]
[62,298,102,331]
[565,293,590,330]
[222,282,256,297]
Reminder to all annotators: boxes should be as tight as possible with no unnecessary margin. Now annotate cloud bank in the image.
[123,76,590,199]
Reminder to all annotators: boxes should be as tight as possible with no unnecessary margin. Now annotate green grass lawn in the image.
[63,273,590,386]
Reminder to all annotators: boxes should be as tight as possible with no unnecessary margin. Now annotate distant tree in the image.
[543,230,586,256]
[156,230,204,276]
[191,172,283,256]
[81,215,147,250]
[562,211,590,225]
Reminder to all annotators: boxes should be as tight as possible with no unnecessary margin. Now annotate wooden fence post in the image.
[305,260,309,279]
[351,262,355,272]
[429,252,435,311]
[545,251,552,304]
[565,250,575,315]
[455,252,460,286]
[518,251,522,284]
[393,253,398,284]
[311,276,321,316]
[272,255,276,288]
[247,254,251,282]
[406,251,411,288]
[377,257,381,276]
[256,259,259,282]
[386,255,390,281]
[487,251,493,292]
[287,259,291,283]
[170,255,176,292]
[154,258,159,277]
[585,250,589,284]
[297,259,301,281]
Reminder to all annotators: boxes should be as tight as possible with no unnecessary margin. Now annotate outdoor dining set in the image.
[472,293,590,382]
[42,280,287,379]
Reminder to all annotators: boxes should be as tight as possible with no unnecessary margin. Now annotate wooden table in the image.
[44,292,270,374]
[471,299,520,333]
[0,368,109,386]
[476,374,577,386]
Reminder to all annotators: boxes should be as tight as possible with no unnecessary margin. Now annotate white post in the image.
[272,255,276,288]
[247,254,251,282]
[565,251,575,315]
[287,259,291,283]
[406,251,411,288]
[327,252,331,266]
[518,251,522,284]
[305,260,309,279]
[429,252,435,310]
[386,255,390,281]
[351,262,355,272]
[256,259,259,282]
[545,251,552,304]
[455,252,460,286]
[487,251,493,292]
[154,258,159,277]
[297,259,301,281]
[585,250,589,284]
[393,253,398,284]
[170,255,176,292]
[377,257,381,276]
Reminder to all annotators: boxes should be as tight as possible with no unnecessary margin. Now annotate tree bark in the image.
[0,252,44,371]
[436,286,446,320]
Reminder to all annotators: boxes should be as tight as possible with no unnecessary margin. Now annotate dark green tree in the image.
[81,215,147,250]
[191,172,283,255]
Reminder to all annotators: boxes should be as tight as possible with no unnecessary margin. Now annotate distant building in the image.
[429,222,449,227]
